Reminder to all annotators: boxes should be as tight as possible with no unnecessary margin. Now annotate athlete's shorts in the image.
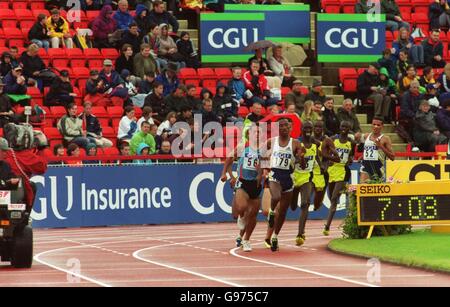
[328,164,350,183]
[312,172,326,190]
[268,169,294,193]
[293,169,312,188]
[236,179,262,200]
[360,160,383,180]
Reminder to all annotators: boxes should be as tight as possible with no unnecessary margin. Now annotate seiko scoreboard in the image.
[357,181,450,226]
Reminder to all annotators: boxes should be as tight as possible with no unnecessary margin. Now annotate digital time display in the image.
[357,182,450,226]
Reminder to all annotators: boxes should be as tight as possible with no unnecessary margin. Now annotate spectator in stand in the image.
[228,67,245,108]
[156,62,180,96]
[122,69,147,107]
[337,99,362,140]
[143,24,168,73]
[285,80,306,116]
[8,47,19,67]
[57,103,96,149]
[130,121,156,155]
[245,102,264,123]
[66,143,82,166]
[157,111,177,135]
[413,100,447,151]
[400,80,424,141]
[134,43,158,80]
[398,65,421,94]
[378,48,397,81]
[158,24,185,70]
[284,102,298,117]
[158,140,172,155]
[139,71,156,94]
[84,143,100,165]
[268,45,295,87]
[99,59,129,101]
[200,88,213,102]
[437,63,450,94]
[436,99,450,138]
[379,67,398,111]
[176,32,200,69]
[81,0,102,11]
[164,85,189,113]
[422,29,446,68]
[144,81,167,122]
[213,83,238,124]
[392,27,425,67]
[355,0,372,14]
[80,101,113,148]
[424,83,440,111]
[177,105,193,123]
[28,14,50,51]
[19,44,46,89]
[243,60,278,107]
[313,100,324,121]
[4,64,27,97]
[133,143,153,165]
[200,99,220,126]
[114,0,135,31]
[117,105,138,143]
[51,144,65,165]
[45,70,76,107]
[137,106,156,131]
[305,79,326,104]
[381,0,410,32]
[91,5,117,49]
[397,49,409,80]
[116,44,136,77]
[301,100,320,124]
[148,0,179,33]
[0,80,16,128]
[46,9,73,48]
[0,52,13,78]
[186,84,202,112]
[247,49,270,75]
[149,123,162,150]
[419,66,438,88]
[429,0,450,30]
[357,63,392,122]
[118,142,133,163]
[120,23,142,55]
[322,97,340,137]
[134,4,152,39]
[85,70,108,106]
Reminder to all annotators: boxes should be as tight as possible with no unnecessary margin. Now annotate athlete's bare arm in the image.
[377,136,395,161]
[260,138,273,177]
[323,136,340,163]
[292,139,306,169]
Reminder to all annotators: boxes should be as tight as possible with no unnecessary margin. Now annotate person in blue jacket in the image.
[114,0,135,31]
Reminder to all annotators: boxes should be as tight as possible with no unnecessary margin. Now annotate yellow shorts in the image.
[293,170,312,188]
[312,172,326,190]
[328,165,346,183]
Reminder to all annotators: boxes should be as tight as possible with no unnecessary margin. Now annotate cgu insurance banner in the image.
[386,160,450,182]
[316,14,386,62]
[200,13,265,63]
[29,163,361,229]
[224,4,311,44]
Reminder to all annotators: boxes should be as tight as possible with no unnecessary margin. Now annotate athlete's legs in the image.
[235,188,250,218]
[269,181,282,211]
[290,187,300,211]
[325,181,346,230]
[273,191,293,236]
[297,182,313,237]
[243,198,261,241]
[314,173,328,210]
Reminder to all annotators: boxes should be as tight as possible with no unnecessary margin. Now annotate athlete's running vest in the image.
[270,137,295,173]
[237,146,260,181]
[363,133,385,162]
[328,137,352,183]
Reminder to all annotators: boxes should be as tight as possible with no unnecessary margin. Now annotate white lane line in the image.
[229,247,379,287]
[133,237,243,287]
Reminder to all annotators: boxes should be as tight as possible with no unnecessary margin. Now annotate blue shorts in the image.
[268,169,294,193]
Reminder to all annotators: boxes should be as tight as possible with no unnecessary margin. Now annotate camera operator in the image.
[0,138,20,190]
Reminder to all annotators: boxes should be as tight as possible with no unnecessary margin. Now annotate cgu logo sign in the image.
[208,28,259,49]
[325,28,379,49]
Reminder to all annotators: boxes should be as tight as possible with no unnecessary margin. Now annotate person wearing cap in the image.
[46,9,73,48]
[0,80,16,128]
[3,64,27,97]
[357,62,392,122]
[155,62,180,97]
[45,70,76,107]
[305,78,326,105]
[436,99,450,139]
[28,14,50,51]
[99,59,129,101]
[176,31,200,69]
[158,24,185,70]
[133,43,158,80]
[0,52,13,78]
[113,0,134,31]
[120,22,141,55]
[19,44,47,89]
[164,84,189,113]
[285,80,306,116]
[148,0,179,33]
[413,99,447,151]
[91,5,117,49]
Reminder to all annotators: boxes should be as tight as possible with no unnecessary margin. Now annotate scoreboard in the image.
[357,181,450,226]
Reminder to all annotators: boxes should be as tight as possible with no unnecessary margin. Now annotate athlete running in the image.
[261,118,302,252]
[324,121,354,236]
[359,117,395,183]
[221,124,262,252]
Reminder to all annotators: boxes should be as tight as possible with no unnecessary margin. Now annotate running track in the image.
[1,220,449,287]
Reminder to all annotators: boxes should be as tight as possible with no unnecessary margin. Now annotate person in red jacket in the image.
[4,145,47,211]
[243,60,278,107]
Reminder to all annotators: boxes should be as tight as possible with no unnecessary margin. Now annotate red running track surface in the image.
[1,220,450,287]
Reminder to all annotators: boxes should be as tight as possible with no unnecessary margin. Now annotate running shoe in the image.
[323,226,330,236]
[237,216,246,231]
[264,238,271,249]
[242,240,252,252]
[295,234,306,246]
[271,237,279,252]
[236,236,242,247]
[267,210,275,228]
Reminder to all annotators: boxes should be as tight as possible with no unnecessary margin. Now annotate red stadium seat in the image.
[30,3,46,11]
[412,0,430,16]
[214,68,232,80]
[50,106,67,119]
[339,68,358,93]
[72,67,90,79]
[14,9,34,21]
[2,19,18,29]
[84,48,102,58]
[322,0,341,13]
[107,106,124,119]
[238,106,249,118]
[0,2,9,10]
[44,127,63,148]
[101,48,119,59]
[48,49,68,67]
[12,2,28,10]
[86,10,100,21]
[412,13,429,33]
[197,68,217,88]
[102,146,120,156]
[91,106,108,118]
[32,9,49,19]
[341,0,356,14]
[4,28,22,39]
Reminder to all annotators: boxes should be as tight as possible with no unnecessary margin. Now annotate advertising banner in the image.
[224,4,311,44]
[316,14,386,62]
[386,160,450,182]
